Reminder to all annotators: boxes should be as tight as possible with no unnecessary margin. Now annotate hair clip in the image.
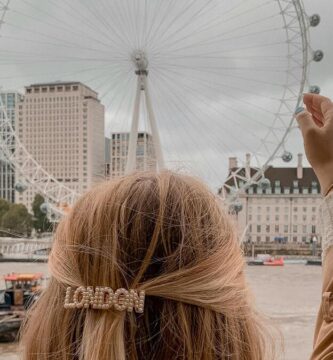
[64,286,145,313]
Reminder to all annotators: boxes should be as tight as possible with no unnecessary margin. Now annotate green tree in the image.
[0,198,10,237]
[2,204,33,237]
[32,194,52,234]
[0,198,10,222]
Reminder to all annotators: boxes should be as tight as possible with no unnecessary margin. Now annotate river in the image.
[0,262,322,360]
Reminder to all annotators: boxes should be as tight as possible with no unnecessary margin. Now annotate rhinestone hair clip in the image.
[64,286,145,313]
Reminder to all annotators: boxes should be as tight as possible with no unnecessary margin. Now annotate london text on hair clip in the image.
[64,286,145,313]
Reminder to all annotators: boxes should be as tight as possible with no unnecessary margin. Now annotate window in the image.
[284,225,288,233]
[293,225,297,233]
[275,215,279,221]
[257,225,261,233]
[266,225,270,233]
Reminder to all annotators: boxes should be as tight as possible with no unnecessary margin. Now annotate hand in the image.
[296,93,333,195]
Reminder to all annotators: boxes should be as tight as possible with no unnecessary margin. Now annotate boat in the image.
[247,254,270,266]
[0,273,43,342]
[306,259,322,266]
[263,256,284,266]
[247,259,264,266]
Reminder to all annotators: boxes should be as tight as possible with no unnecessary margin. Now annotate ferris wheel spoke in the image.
[154,65,281,111]
[152,40,287,59]
[152,70,252,158]
[153,68,269,148]
[150,0,217,53]
[144,0,180,48]
[154,64,289,89]
[1,31,117,59]
[152,77,230,182]
[11,2,121,53]
[87,1,134,50]
[94,70,133,102]
[153,0,275,53]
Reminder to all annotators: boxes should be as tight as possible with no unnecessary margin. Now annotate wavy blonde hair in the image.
[21,171,275,359]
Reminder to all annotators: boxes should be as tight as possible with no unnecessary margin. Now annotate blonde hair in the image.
[21,171,275,359]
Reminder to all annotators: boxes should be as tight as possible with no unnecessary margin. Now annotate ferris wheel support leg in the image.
[125,76,142,174]
[142,76,165,171]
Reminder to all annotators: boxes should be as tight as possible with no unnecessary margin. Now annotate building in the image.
[106,131,157,178]
[222,154,322,244]
[15,81,105,209]
[0,92,23,203]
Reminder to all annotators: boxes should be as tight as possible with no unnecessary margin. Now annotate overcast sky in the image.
[0,0,332,188]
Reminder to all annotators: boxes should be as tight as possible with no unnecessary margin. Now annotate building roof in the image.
[26,81,98,95]
[264,167,319,190]
[221,165,320,194]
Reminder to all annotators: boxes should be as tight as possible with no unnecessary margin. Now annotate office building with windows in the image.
[222,154,322,243]
[15,81,105,209]
[106,131,157,178]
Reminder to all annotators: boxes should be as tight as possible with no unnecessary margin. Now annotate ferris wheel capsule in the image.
[309,14,321,27]
[40,202,50,214]
[258,178,271,190]
[309,85,321,94]
[313,50,324,62]
[14,182,28,193]
[229,201,243,213]
[282,151,293,162]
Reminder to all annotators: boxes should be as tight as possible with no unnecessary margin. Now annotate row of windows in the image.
[249,224,316,233]
[248,205,317,213]
[26,85,79,94]
[22,96,80,103]
[248,214,316,222]
[248,235,318,243]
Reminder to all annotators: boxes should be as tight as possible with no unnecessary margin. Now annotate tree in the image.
[2,204,33,237]
[0,198,10,223]
[32,194,52,234]
[0,198,10,237]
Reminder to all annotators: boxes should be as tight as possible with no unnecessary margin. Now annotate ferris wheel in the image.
[0,0,322,215]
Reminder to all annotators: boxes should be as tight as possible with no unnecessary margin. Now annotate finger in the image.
[321,99,333,125]
[295,107,317,136]
[304,93,332,113]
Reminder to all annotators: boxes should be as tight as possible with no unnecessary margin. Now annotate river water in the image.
[0,262,322,360]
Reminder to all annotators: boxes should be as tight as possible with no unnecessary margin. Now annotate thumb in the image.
[295,107,317,136]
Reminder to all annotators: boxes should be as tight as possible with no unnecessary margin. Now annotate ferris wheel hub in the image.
[132,51,149,76]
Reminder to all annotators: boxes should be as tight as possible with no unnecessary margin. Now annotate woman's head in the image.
[21,171,274,359]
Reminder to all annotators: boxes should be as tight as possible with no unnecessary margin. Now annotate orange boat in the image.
[0,273,43,342]
[263,257,284,266]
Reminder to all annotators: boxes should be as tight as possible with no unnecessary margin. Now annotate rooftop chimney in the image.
[245,153,251,179]
[228,157,238,170]
[297,153,303,179]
